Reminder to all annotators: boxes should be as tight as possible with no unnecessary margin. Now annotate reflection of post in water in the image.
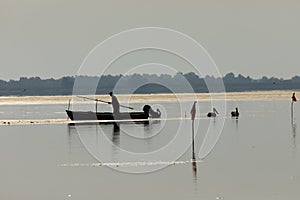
[191,120,197,178]
[291,114,297,148]
[291,92,297,148]
[292,122,296,148]
[291,101,294,121]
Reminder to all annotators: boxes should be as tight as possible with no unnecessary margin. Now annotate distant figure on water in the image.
[292,92,297,102]
[231,107,239,117]
[109,92,120,113]
[190,101,197,120]
[207,108,219,117]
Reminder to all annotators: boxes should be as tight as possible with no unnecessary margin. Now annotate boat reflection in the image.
[67,121,159,153]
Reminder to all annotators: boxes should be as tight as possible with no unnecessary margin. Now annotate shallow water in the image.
[0,93,299,199]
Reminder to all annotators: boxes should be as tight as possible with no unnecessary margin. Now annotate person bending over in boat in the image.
[109,92,120,114]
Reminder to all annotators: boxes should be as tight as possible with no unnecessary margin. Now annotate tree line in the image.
[0,72,300,96]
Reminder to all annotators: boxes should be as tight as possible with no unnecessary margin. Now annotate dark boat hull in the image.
[66,110,149,123]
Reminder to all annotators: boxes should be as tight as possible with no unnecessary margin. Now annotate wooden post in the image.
[68,99,71,110]
[291,101,294,122]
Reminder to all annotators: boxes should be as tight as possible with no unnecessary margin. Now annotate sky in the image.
[1,0,300,80]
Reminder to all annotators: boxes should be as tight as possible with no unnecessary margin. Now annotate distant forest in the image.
[1,72,300,96]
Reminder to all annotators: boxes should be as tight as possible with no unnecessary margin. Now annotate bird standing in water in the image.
[231,107,239,117]
[292,92,297,102]
[207,108,219,117]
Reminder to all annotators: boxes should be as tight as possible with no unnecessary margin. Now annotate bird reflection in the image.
[235,117,239,132]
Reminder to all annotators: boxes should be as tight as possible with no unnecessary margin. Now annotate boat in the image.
[66,105,161,124]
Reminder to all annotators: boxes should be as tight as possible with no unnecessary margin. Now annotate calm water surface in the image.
[0,99,299,200]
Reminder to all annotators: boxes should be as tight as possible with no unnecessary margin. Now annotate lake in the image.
[0,91,299,200]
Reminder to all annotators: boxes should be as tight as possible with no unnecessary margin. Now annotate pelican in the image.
[207,108,219,117]
[231,107,239,117]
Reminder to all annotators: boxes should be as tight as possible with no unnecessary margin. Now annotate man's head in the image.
[109,92,113,96]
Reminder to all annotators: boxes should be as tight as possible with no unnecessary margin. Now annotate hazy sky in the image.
[1,0,300,80]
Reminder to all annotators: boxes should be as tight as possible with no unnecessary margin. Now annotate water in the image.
[0,92,299,199]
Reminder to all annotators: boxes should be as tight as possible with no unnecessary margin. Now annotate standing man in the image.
[109,92,120,114]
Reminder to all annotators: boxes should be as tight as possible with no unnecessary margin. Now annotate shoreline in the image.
[0,90,296,105]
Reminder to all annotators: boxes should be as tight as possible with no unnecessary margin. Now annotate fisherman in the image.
[109,92,120,114]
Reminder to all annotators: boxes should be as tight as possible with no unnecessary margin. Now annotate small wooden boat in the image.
[66,105,161,124]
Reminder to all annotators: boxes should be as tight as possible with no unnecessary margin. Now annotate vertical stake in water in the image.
[68,99,71,110]
[291,92,297,122]
[192,120,195,152]
[67,99,71,120]
[291,101,294,122]
[291,92,297,148]
[96,100,98,113]
[191,119,197,175]
[190,101,197,142]
[190,101,197,143]
[190,101,197,176]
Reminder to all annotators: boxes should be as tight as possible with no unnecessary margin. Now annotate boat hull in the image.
[66,110,149,123]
